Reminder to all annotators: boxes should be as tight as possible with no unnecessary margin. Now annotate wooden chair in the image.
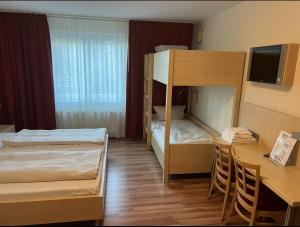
[208,142,234,221]
[224,148,287,226]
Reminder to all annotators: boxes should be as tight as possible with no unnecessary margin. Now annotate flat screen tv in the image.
[247,44,288,85]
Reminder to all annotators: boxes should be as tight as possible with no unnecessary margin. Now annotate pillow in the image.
[155,45,188,53]
[153,105,185,121]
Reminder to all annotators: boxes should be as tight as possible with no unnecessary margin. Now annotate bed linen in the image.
[0,144,103,183]
[0,133,15,148]
[0,161,102,203]
[3,128,106,147]
[151,119,212,150]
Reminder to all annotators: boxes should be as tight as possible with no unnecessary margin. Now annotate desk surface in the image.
[234,144,300,207]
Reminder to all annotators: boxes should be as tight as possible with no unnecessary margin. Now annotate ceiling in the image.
[0,1,240,22]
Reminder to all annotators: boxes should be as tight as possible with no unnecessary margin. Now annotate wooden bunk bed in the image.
[144,49,245,184]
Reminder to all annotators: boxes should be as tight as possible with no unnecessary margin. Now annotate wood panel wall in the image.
[239,102,300,166]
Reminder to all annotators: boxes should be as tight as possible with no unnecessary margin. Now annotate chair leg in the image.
[223,187,237,225]
[208,171,216,198]
[221,186,230,221]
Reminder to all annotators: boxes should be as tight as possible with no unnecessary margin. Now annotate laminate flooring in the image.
[103,139,244,226]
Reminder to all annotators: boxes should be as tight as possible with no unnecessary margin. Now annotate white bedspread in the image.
[0,145,102,183]
[151,119,213,145]
[3,128,106,147]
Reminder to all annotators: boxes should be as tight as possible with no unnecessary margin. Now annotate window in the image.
[48,17,128,137]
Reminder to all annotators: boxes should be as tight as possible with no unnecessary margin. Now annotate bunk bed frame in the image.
[144,53,154,148]
[144,49,245,184]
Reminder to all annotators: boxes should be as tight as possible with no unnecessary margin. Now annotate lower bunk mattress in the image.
[151,120,214,174]
[151,119,213,151]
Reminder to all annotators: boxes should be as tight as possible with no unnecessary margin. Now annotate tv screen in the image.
[248,45,283,84]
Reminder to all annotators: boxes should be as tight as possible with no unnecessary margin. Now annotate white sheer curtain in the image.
[48,17,128,138]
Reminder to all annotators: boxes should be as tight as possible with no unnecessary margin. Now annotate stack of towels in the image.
[221,127,257,144]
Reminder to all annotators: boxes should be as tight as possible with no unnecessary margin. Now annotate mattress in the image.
[0,145,104,202]
[0,133,105,202]
[0,145,103,183]
[3,128,106,147]
[151,119,213,151]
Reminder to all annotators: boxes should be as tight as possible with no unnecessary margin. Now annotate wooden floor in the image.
[104,139,244,226]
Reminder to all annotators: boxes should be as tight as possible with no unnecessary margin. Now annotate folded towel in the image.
[234,134,254,139]
[231,137,257,144]
[222,127,256,144]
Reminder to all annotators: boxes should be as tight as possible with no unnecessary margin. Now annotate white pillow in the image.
[155,45,188,53]
[153,105,185,121]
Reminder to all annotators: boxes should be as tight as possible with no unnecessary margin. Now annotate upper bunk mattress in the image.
[2,128,106,147]
[151,119,213,150]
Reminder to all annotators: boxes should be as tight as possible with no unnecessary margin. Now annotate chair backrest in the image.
[232,147,260,225]
[213,142,233,193]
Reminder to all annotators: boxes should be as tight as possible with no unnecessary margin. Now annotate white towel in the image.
[231,137,257,144]
[222,127,256,144]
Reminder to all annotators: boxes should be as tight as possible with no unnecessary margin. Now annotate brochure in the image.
[269,131,297,166]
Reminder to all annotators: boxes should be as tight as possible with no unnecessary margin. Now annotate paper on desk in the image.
[270,131,297,166]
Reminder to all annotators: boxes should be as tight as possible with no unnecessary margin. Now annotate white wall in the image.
[191,23,237,133]
[199,1,300,118]
[190,86,235,133]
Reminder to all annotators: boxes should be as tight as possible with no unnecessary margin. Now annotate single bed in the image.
[151,119,214,174]
[0,131,108,226]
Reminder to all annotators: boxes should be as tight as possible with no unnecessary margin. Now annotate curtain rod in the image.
[47,14,196,23]
[47,14,129,22]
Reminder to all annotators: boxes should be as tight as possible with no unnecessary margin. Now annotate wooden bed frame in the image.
[144,49,246,184]
[0,135,108,226]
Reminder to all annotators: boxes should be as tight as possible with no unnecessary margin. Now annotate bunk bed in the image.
[144,49,245,184]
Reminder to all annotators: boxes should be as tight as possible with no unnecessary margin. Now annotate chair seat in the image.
[257,184,287,212]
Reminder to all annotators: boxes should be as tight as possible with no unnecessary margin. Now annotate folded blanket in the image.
[3,128,106,147]
[0,146,102,183]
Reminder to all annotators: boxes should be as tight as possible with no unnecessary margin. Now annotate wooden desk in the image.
[234,144,300,226]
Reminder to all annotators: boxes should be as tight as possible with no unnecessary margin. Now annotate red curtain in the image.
[0,12,56,131]
[126,20,193,138]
